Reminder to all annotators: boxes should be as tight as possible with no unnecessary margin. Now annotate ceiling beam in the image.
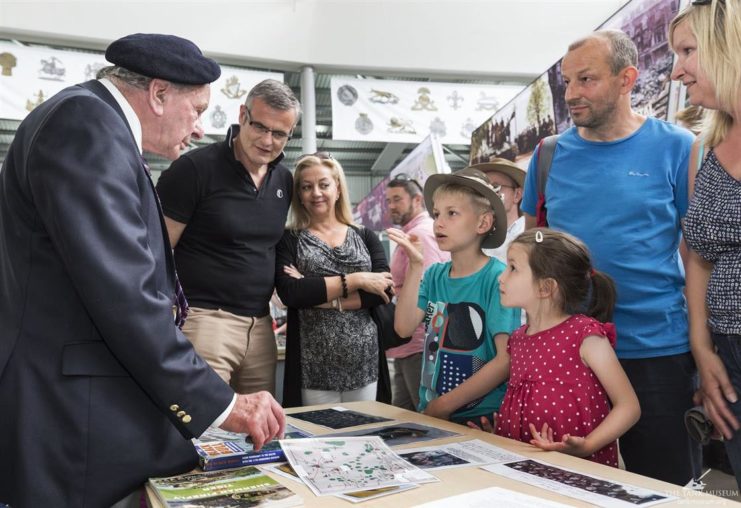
[371,143,407,173]
[442,144,470,166]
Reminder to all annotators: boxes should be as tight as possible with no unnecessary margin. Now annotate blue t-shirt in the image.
[521,118,694,359]
[417,257,520,418]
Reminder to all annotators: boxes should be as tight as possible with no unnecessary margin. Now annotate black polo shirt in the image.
[156,124,292,317]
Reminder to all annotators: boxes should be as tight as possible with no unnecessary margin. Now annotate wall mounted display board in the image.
[0,40,282,137]
[469,0,683,167]
[332,76,522,145]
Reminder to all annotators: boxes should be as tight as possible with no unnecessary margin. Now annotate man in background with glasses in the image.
[475,158,526,265]
[157,79,300,397]
[385,174,449,411]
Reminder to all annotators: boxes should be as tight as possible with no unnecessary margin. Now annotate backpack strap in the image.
[535,135,559,227]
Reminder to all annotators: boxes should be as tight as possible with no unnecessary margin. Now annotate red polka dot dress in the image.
[495,314,619,467]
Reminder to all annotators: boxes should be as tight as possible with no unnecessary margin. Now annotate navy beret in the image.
[105,33,221,85]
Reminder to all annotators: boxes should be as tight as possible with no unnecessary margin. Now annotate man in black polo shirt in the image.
[157,79,300,395]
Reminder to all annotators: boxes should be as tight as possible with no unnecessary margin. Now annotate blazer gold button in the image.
[170,404,179,412]
[176,410,186,418]
[182,415,192,424]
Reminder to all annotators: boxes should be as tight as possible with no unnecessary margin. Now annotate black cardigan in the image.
[275,225,391,407]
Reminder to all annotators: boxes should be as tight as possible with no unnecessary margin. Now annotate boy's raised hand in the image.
[528,422,592,458]
[386,228,424,265]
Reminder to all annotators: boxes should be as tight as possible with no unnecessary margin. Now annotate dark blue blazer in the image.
[0,81,233,507]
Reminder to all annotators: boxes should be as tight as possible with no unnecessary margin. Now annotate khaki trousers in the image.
[390,352,422,411]
[182,307,277,395]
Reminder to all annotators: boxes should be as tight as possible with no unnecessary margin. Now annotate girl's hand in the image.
[283,264,304,280]
[466,413,497,434]
[528,423,592,458]
[386,228,424,266]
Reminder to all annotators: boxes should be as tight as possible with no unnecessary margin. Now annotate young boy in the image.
[387,167,520,424]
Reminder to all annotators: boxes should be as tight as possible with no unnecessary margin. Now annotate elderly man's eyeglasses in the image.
[393,173,424,193]
[245,108,292,142]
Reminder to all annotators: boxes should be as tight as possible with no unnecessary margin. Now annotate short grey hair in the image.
[97,65,199,92]
[568,29,638,75]
[245,79,302,123]
[97,65,151,89]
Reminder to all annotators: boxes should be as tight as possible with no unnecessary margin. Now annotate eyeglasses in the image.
[691,0,724,5]
[245,108,292,142]
[393,173,424,193]
[493,185,512,199]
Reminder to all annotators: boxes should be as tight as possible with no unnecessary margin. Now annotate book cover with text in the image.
[148,466,301,507]
[194,424,311,471]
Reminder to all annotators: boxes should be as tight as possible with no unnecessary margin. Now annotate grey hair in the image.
[96,65,199,92]
[245,79,302,123]
[568,29,638,75]
[97,65,151,89]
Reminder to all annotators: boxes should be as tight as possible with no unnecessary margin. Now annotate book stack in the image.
[148,466,302,508]
[193,424,311,472]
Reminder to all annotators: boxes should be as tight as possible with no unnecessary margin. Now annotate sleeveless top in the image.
[296,227,378,391]
[496,315,618,467]
[683,150,741,334]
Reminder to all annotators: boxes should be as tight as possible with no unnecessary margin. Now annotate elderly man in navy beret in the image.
[0,33,285,507]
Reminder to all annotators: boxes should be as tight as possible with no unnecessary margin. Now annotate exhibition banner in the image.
[332,77,522,145]
[203,66,282,135]
[353,134,448,231]
[0,41,108,120]
[0,40,282,136]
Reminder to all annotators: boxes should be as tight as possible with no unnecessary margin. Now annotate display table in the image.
[148,400,737,507]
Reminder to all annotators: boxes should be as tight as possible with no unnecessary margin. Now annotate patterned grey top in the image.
[296,227,378,391]
[683,150,741,334]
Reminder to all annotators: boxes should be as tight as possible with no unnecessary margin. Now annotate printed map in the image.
[279,436,437,496]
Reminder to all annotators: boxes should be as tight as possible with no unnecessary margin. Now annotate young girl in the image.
[472,228,640,467]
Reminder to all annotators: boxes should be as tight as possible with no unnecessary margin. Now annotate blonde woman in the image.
[275,153,394,407]
[670,0,741,488]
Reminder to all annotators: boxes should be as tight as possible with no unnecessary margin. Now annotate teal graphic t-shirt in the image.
[417,257,520,419]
